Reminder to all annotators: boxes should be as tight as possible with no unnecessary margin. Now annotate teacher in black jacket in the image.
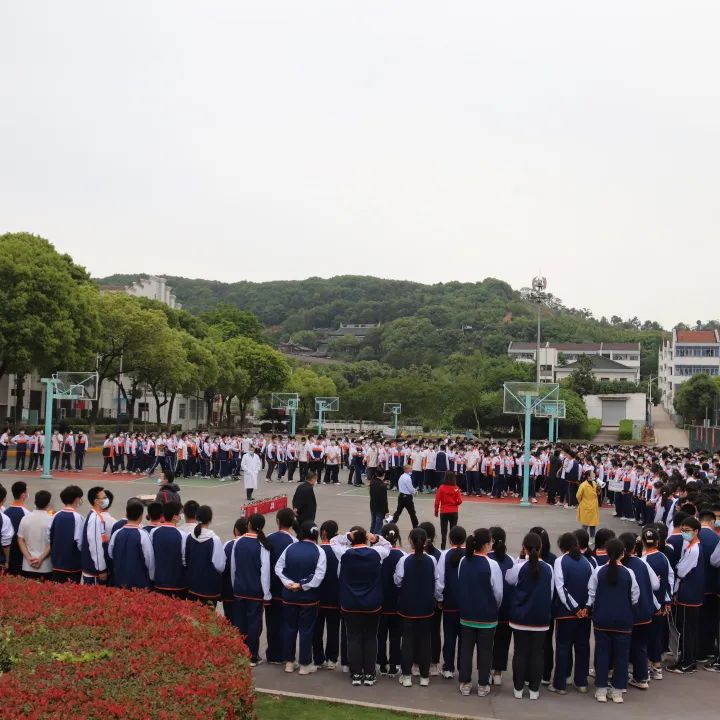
[292,470,318,527]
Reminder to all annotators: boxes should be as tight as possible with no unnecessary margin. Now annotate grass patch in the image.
[255,693,453,720]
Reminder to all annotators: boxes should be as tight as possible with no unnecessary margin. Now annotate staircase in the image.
[593,426,618,444]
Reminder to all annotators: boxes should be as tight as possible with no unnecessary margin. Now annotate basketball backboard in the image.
[503,382,559,414]
[53,372,99,401]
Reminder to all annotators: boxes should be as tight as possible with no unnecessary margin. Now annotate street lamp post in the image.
[531,276,547,384]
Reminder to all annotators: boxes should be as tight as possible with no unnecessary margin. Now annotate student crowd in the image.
[1,438,719,705]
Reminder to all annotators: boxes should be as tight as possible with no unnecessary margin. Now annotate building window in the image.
[675,365,719,377]
[675,346,719,358]
[179,403,186,419]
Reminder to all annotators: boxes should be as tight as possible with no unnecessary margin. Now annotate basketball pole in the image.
[40,378,54,480]
[290,407,296,436]
[521,393,532,507]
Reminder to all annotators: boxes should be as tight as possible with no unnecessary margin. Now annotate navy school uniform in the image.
[456,553,503,687]
[666,531,684,571]
[540,550,558,684]
[377,546,404,671]
[506,558,554,694]
[81,510,110,584]
[330,534,392,679]
[698,527,720,658]
[107,523,155,589]
[437,546,466,674]
[588,563,640,692]
[673,539,705,667]
[150,524,188,597]
[275,540,327,666]
[221,539,236,620]
[186,528,226,603]
[315,541,342,666]
[4,505,30,575]
[265,530,296,663]
[49,508,84,583]
[232,533,271,663]
[424,545,442,666]
[488,551,514,675]
[643,549,674,664]
[0,510,12,569]
[625,555,660,683]
[551,553,593,691]
[394,552,438,678]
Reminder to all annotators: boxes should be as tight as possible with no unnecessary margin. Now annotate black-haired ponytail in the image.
[409,528,427,561]
[605,538,624,586]
[465,528,491,562]
[558,531,581,560]
[490,526,507,561]
[194,505,213,538]
[523,531,542,579]
[249,513,272,550]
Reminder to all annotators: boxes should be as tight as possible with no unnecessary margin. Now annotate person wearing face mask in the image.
[323,440,341,485]
[241,445,262,501]
[668,516,704,674]
[697,510,719,663]
[80,486,111,585]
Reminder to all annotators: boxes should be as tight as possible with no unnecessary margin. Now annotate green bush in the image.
[579,417,602,440]
[618,419,633,441]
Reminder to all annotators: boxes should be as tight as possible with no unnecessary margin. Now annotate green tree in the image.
[289,330,321,350]
[222,337,289,427]
[673,374,720,424]
[567,355,595,396]
[202,304,265,342]
[0,233,100,417]
[285,367,337,428]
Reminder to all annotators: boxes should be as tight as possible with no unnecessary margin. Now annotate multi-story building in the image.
[507,342,641,383]
[658,329,720,415]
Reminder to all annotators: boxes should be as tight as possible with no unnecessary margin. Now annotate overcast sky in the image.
[2,2,718,327]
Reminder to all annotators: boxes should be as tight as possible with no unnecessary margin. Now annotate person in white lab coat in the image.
[241,446,262,501]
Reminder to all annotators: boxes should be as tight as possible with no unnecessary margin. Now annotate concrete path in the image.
[593,426,618,444]
[651,405,689,448]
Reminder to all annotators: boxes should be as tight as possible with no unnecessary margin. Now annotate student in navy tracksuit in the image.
[107,500,155,589]
[618,532,660,689]
[80,486,111,585]
[588,538,640,703]
[330,526,392,686]
[265,508,297,664]
[697,510,719,661]
[150,501,188,599]
[668,516,705,674]
[377,523,403,677]
[276,520,326,674]
[222,518,246,620]
[592,527,616,567]
[506,532,554,700]
[551,532,593,694]
[529,526,557,686]
[394,527,439,686]
[314,520,341,669]
[232,513,272,666]
[49,485,84,583]
[185,505,226,606]
[488,526,514,686]
[5,481,31,575]
[665,511,689,572]
[437,525,466,679]
[640,526,674,680]
[418,521,443,675]
[456,528,503,698]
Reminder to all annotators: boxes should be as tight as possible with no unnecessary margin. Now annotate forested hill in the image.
[97,274,666,375]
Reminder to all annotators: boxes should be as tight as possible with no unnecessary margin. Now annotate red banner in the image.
[239,495,288,518]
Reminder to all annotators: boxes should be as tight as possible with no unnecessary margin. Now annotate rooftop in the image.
[675,329,719,344]
[560,355,635,371]
[508,341,640,352]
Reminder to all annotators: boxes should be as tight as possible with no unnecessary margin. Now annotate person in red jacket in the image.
[434,472,463,550]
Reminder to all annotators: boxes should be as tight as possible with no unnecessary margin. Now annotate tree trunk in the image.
[225,395,235,426]
[14,374,25,426]
[239,400,247,430]
[166,392,177,432]
[472,406,481,436]
[152,388,163,425]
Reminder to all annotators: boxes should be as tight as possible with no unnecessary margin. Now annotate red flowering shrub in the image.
[0,576,254,720]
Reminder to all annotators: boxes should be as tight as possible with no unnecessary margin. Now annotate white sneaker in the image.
[477,685,491,697]
[650,667,663,680]
[442,670,454,679]
[324,661,336,670]
[420,677,430,687]
[459,683,471,696]
[513,688,523,699]
[429,663,440,676]
[298,664,317,675]
[399,675,412,687]
[411,664,420,676]
[341,665,349,673]
[612,690,624,703]
[491,672,502,685]
[529,690,540,700]
[284,662,295,673]
[595,689,607,703]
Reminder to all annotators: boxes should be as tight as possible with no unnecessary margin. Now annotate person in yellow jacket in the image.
[576,470,600,545]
